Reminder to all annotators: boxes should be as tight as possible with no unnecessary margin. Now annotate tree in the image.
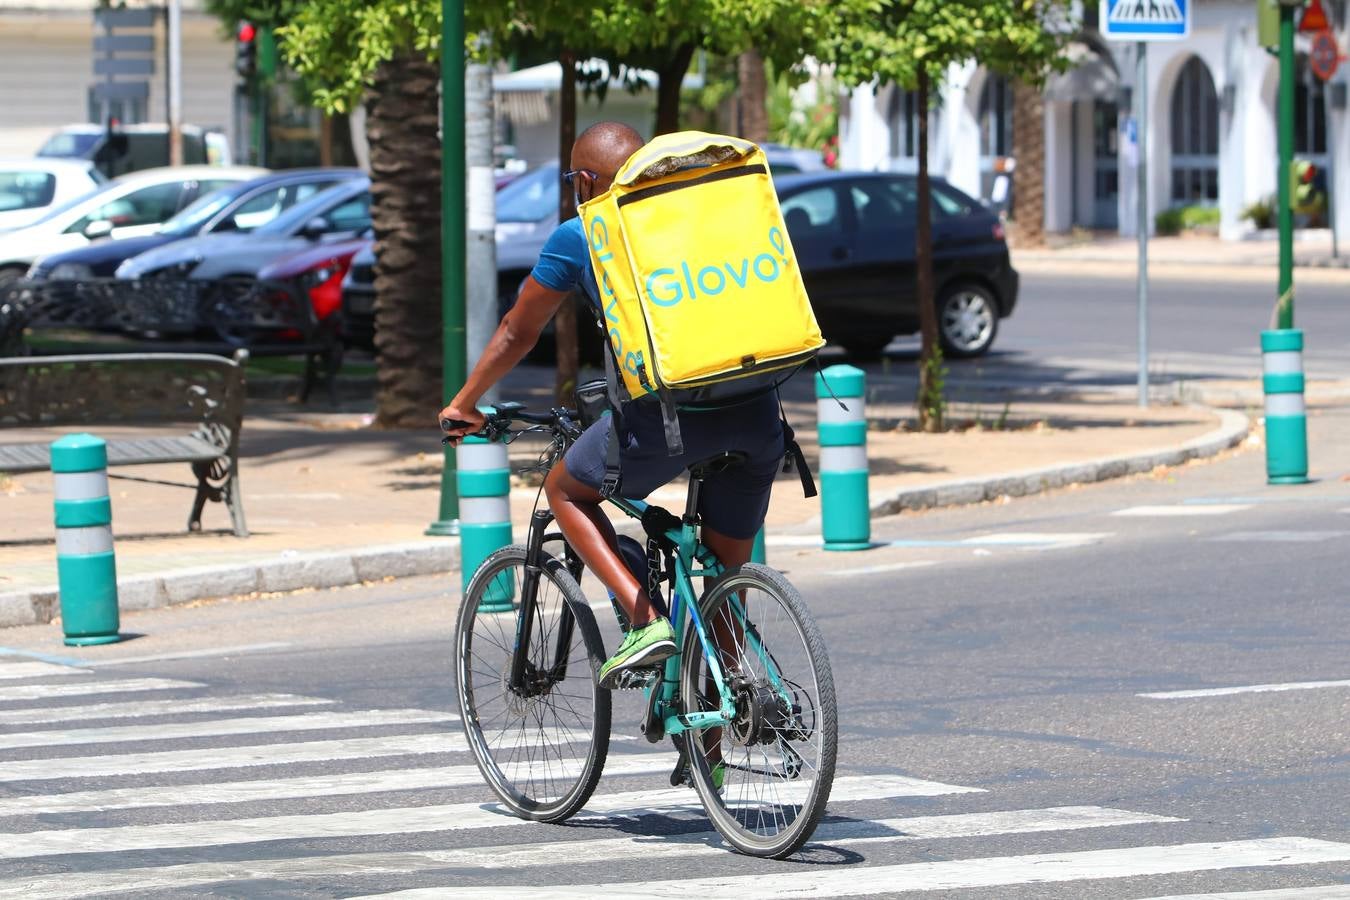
[829,0,1074,431]
[737,49,770,143]
[1011,78,1046,247]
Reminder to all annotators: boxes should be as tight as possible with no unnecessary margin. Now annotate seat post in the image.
[683,473,704,525]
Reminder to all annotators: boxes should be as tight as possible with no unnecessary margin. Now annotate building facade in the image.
[839,0,1349,240]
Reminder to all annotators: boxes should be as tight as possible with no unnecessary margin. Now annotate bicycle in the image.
[445,401,837,858]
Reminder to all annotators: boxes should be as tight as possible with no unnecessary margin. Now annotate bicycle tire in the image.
[456,545,611,823]
[679,563,837,858]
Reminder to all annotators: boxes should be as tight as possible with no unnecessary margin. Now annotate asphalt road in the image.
[870,264,1350,392]
[0,406,1347,897]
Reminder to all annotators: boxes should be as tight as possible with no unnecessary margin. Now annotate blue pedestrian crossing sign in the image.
[1102,0,1191,41]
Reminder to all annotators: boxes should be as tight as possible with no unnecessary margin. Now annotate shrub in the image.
[1156,204,1219,235]
[1242,197,1276,230]
[1155,207,1184,236]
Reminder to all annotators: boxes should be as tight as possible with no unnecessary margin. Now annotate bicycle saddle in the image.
[686,450,749,480]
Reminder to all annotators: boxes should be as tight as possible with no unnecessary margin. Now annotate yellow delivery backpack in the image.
[578,132,824,488]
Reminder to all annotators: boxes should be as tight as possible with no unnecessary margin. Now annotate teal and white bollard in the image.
[816,364,871,551]
[457,432,514,613]
[1261,328,1309,484]
[51,433,121,646]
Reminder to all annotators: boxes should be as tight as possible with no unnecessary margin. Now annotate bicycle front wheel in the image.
[680,563,837,858]
[456,545,611,822]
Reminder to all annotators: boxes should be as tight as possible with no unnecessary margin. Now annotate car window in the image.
[780,187,841,235]
[228,186,288,231]
[931,183,975,218]
[197,179,241,198]
[38,132,100,158]
[497,165,558,223]
[849,181,910,232]
[325,194,371,233]
[0,171,56,212]
[65,181,187,233]
[161,189,239,236]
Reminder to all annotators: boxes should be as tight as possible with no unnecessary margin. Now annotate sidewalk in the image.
[1013,231,1350,272]
[0,360,1252,628]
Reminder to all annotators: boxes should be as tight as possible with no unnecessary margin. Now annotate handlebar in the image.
[440,403,579,444]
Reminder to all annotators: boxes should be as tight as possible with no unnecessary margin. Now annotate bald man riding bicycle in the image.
[439,121,785,689]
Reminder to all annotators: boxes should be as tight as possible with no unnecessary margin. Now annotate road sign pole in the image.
[1278,4,1296,329]
[1136,41,1150,409]
[428,0,466,537]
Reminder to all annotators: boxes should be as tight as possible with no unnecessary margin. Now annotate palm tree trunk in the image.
[737,49,768,143]
[554,49,580,405]
[368,54,443,427]
[654,43,696,135]
[1011,78,1046,247]
[915,68,943,433]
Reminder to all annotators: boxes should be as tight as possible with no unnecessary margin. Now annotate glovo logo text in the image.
[588,215,645,380]
[642,226,789,308]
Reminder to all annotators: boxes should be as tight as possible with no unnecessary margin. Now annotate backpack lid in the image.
[614,132,759,188]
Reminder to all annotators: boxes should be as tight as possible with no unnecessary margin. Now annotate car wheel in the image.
[0,267,26,287]
[938,284,998,358]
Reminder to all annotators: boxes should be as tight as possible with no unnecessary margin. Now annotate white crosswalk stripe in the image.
[0,677,201,702]
[0,805,1180,899]
[1142,888,1350,900]
[0,776,969,859]
[0,678,1344,899]
[357,838,1350,898]
[0,692,332,726]
[0,708,456,751]
[0,661,88,680]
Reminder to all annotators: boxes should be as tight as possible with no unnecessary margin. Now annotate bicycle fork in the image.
[508,510,575,695]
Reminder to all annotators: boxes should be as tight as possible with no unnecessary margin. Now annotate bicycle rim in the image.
[456,545,610,822]
[680,563,837,858]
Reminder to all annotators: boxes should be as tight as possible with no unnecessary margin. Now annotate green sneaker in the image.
[598,617,676,689]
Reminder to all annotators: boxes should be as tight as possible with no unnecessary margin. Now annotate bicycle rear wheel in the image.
[680,563,837,858]
[456,545,610,822]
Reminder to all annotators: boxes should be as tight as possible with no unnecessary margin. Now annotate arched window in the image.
[886,85,918,159]
[1170,56,1219,205]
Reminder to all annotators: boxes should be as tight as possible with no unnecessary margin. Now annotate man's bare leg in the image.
[543,459,658,626]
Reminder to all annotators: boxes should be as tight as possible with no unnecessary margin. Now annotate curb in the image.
[1013,251,1350,271]
[0,539,459,631]
[869,407,1250,518]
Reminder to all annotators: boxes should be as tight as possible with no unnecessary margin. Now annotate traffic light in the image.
[235,22,257,80]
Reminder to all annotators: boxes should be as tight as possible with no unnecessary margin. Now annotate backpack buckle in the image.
[600,470,622,498]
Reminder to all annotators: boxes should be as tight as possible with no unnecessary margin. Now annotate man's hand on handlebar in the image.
[437,403,486,447]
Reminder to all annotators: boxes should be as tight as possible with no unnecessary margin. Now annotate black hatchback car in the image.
[776,171,1018,357]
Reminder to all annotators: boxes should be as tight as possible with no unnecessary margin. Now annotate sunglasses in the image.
[562,168,599,185]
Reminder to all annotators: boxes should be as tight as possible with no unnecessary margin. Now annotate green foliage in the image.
[920,345,947,431]
[1155,205,1219,236]
[1242,196,1276,230]
[827,0,1077,90]
[768,67,838,152]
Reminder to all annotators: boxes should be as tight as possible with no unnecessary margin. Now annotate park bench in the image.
[0,278,341,404]
[0,350,249,537]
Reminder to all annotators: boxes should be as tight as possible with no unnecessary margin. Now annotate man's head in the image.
[567,121,644,206]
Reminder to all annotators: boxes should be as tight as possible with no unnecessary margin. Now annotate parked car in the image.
[0,159,105,232]
[776,171,1018,357]
[338,241,376,348]
[255,235,370,326]
[116,177,372,281]
[0,165,265,286]
[37,123,229,178]
[28,168,363,281]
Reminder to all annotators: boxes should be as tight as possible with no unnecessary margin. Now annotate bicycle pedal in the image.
[611,667,660,691]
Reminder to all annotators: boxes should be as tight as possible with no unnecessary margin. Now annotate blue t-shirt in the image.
[529,217,599,307]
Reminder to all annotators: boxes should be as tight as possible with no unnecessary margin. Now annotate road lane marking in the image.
[1208,530,1350,542]
[80,643,292,667]
[0,708,457,751]
[0,753,680,818]
[1139,679,1350,699]
[0,678,202,703]
[2,730,624,782]
[364,838,1350,898]
[0,775,970,859]
[0,693,332,726]
[0,661,88,680]
[0,805,1177,898]
[1112,505,1252,517]
[831,560,938,577]
[1142,886,1350,899]
[962,532,1112,547]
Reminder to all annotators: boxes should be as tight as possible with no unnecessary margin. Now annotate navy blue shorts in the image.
[563,393,784,540]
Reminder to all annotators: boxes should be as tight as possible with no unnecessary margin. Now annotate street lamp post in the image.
[427,0,467,536]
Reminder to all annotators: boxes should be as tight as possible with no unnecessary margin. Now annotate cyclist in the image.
[439,121,785,690]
